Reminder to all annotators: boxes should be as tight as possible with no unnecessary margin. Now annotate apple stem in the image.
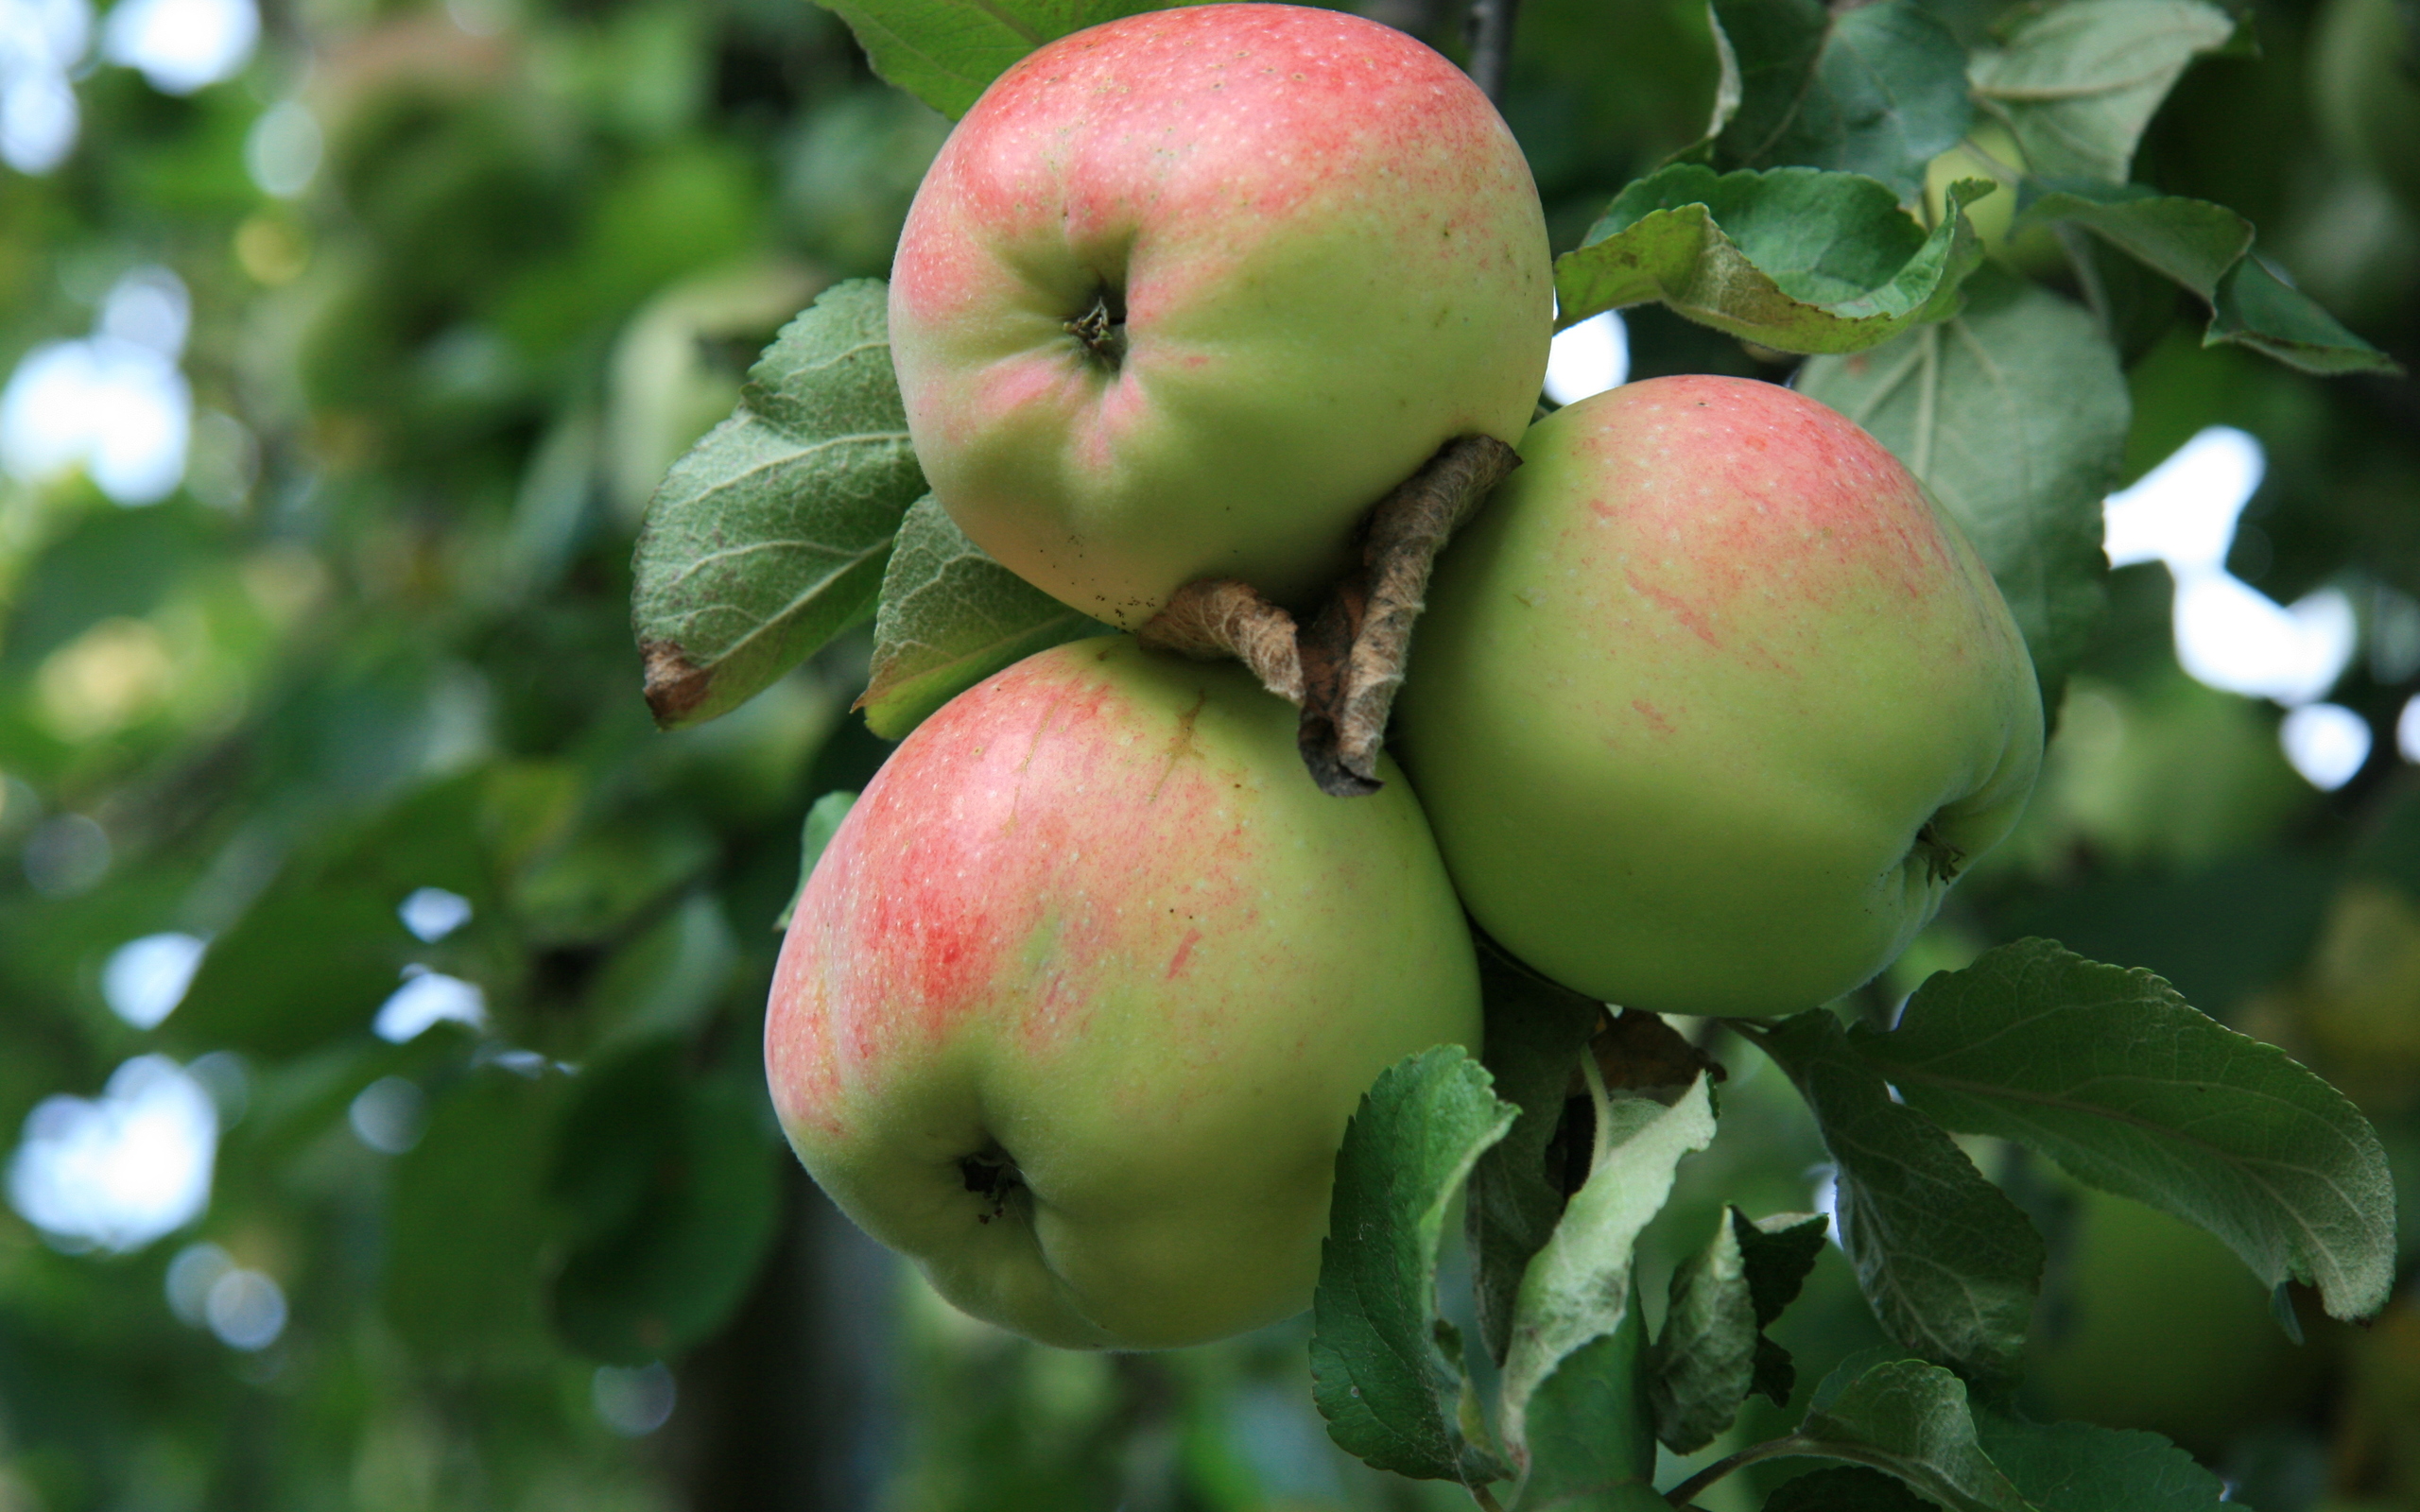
[1297,434,1522,797]
[1134,435,1518,798]
[1136,580,1305,703]
[1468,1485,1510,1512]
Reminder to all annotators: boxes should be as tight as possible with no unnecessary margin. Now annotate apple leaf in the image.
[547,1045,783,1365]
[1754,1012,2044,1383]
[1850,937,2399,1322]
[858,496,1110,741]
[1971,1414,2231,1510]
[2013,180,2401,376]
[1647,1210,1755,1453]
[631,280,925,731]
[2209,253,2407,376]
[1553,165,1992,353]
[1968,0,2238,184]
[1510,1298,1671,1512]
[1762,1467,1940,1511]
[1794,268,2126,705]
[1311,1045,1517,1487]
[813,0,1204,120]
[1498,1074,1717,1474]
[1465,941,1602,1366]
[1784,1357,2034,1512]
[1702,0,1974,199]
[774,791,856,933]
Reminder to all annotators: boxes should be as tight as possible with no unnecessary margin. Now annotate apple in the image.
[1394,375,2044,1017]
[765,636,1481,1349]
[888,3,1553,629]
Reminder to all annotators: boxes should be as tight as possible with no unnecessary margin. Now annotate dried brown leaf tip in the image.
[1298,434,1521,797]
[640,639,714,729]
[1587,1007,1727,1107]
[1136,579,1305,705]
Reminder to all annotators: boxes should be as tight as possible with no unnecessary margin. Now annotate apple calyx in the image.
[1135,433,1520,798]
[1912,820,1966,885]
[1064,287,1128,367]
[959,1144,1024,1225]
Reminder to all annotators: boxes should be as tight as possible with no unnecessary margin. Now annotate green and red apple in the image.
[888,3,1553,627]
[1397,375,2044,1017]
[766,637,1480,1349]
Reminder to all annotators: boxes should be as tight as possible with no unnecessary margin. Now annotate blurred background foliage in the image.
[0,0,2414,1505]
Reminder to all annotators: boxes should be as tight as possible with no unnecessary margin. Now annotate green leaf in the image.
[1971,1414,2230,1510]
[858,496,1110,741]
[1795,268,2127,703]
[1311,1046,1517,1486]
[1705,0,1975,198]
[1853,937,2399,1321]
[1970,0,2238,183]
[1466,941,1602,1366]
[385,1065,570,1361]
[168,772,498,1058]
[1500,1074,1718,1471]
[1790,1358,2033,1512]
[548,1045,784,1365]
[2013,180,2253,296]
[1737,1210,1830,1404]
[814,0,1203,119]
[1762,1467,1939,1511]
[2012,180,2400,376]
[775,791,857,932]
[1755,1012,2044,1383]
[631,280,925,730]
[1555,165,1991,353]
[1512,1297,1669,1512]
[2208,254,2406,376]
[1649,1211,1756,1452]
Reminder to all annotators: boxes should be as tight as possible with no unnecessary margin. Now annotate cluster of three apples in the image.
[765,3,2043,1350]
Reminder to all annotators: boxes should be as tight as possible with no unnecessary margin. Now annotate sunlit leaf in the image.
[858,496,1108,741]
[1970,0,2238,183]
[631,280,924,730]
[815,0,1209,119]
[1555,165,1991,352]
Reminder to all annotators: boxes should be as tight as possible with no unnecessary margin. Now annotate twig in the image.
[1470,1485,1510,1512]
[1465,0,1522,104]
[1135,579,1305,704]
[1661,1437,1804,1504]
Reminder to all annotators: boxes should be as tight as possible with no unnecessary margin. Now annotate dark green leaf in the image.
[631,280,924,730]
[1556,165,1991,352]
[1500,1075,1717,1470]
[1971,1414,2230,1510]
[385,1066,570,1360]
[775,791,858,932]
[1795,268,2127,703]
[1792,1357,2032,1512]
[1970,0,2238,183]
[1756,1012,2043,1383]
[582,894,741,1055]
[1707,0,1975,198]
[2208,255,2406,376]
[548,1046,783,1365]
[1737,1210,1830,1403]
[1854,937,2399,1321]
[814,0,1205,120]
[1763,1467,1939,1512]
[857,496,1109,741]
[1466,941,1602,1366]
[1311,1047,1517,1486]
[1649,1211,1756,1452]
